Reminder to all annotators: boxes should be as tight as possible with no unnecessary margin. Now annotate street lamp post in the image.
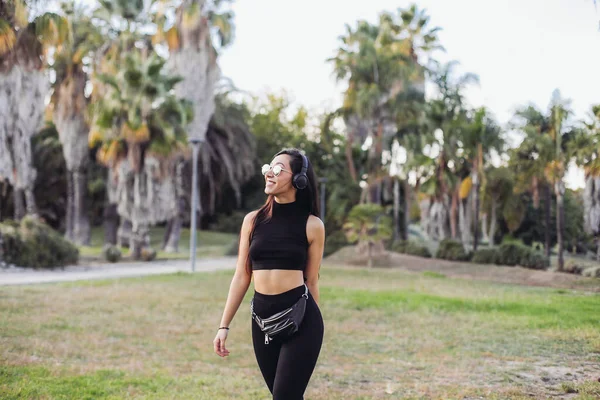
[189,138,204,272]
[318,177,328,221]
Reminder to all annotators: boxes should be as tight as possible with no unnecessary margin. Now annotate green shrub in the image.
[495,243,522,266]
[0,216,78,268]
[436,239,470,261]
[563,259,597,275]
[582,266,600,278]
[324,230,351,257]
[495,243,549,270]
[519,250,549,270]
[389,240,431,258]
[102,245,122,263]
[472,247,500,264]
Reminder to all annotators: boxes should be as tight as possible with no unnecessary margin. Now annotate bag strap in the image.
[250,284,308,322]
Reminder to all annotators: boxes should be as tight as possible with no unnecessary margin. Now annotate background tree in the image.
[50,1,104,245]
[343,203,392,268]
[90,49,192,259]
[0,0,69,219]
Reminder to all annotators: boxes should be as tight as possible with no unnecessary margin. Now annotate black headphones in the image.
[292,153,309,190]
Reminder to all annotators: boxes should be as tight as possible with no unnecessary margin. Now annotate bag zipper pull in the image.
[264,334,270,345]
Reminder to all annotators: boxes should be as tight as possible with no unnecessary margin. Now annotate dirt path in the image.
[327,247,600,292]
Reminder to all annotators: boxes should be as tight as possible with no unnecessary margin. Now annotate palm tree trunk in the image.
[104,174,119,245]
[73,168,90,245]
[393,178,400,241]
[13,189,25,220]
[473,175,481,251]
[544,184,552,258]
[24,187,37,217]
[345,135,357,182]
[556,181,564,271]
[367,241,373,268]
[65,170,74,241]
[489,199,497,246]
[163,197,184,253]
[104,203,119,245]
[163,160,186,252]
[403,179,411,241]
[450,186,459,239]
[481,212,489,243]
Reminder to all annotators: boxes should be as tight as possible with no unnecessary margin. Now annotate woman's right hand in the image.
[213,329,230,357]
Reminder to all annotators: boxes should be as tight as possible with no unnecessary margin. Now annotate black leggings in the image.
[251,284,324,400]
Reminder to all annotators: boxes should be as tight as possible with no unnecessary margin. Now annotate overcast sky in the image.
[218,0,600,188]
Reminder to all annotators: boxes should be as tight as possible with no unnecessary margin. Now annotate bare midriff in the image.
[252,269,304,295]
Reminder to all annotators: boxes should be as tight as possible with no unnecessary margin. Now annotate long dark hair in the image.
[245,148,320,274]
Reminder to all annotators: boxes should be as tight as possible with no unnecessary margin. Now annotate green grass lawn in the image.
[79,226,236,261]
[1,266,599,399]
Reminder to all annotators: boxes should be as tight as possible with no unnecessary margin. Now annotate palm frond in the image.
[0,18,16,55]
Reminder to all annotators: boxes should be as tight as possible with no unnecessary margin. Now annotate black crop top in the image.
[249,200,310,271]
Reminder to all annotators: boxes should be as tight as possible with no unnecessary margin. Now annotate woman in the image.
[213,148,325,399]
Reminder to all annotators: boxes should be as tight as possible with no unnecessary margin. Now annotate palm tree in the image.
[509,105,554,257]
[546,90,571,271]
[423,61,478,241]
[152,0,236,251]
[90,49,192,259]
[462,107,503,250]
[49,1,104,245]
[0,0,69,219]
[329,6,441,204]
[343,203,392,268]
[481,166,514,245]
[162,89,256,252]
[570,105,600,259]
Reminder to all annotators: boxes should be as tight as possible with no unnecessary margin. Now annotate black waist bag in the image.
[251,285,308,345]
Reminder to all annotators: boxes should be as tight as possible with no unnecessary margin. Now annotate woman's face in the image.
[263,154,295,196]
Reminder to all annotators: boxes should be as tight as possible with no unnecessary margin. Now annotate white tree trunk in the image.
[0,67,48,217]
[459,192,473,251]
[583,176,600,236]
[481,212,489,243]
[489,199,498,247]
[72,169,90,245]
[54,71,90,244]
[112,157,178,259]
[65,170,74,241]
[163,160,185,253]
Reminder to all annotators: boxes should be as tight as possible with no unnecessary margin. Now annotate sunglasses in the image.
[261,163,292,177]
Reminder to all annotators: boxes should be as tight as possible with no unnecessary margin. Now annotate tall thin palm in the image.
[50,1,103,245]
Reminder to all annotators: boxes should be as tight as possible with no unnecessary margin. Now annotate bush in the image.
[436,239,470,261]
[324,230,351,257]
[495,243,549,270]
[0,216,78,268]
[472,247,500,265]
[140,247,157,262]
[495,243,523,266]
[102,244,122,263]
[389,240,431,258]
[582,266,600,278]
[563,260,587,275]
